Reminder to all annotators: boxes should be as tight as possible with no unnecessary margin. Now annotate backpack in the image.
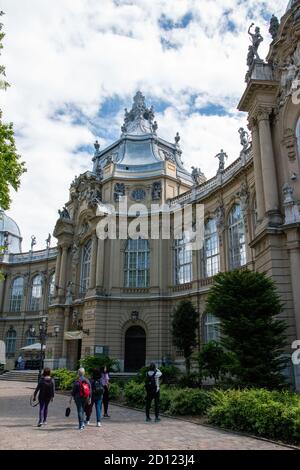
[145,370,157,396]
[79,380,90,399]
[93,379,104,399]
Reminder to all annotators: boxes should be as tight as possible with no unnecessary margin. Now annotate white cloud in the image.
[0,0,288,249]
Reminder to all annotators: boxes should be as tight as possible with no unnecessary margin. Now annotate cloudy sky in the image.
[1,0,288,250]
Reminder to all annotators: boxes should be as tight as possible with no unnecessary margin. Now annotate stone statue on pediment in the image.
[248,23,263,61]
[58,206,70,220]
[215,149,228,173]
[239,128,250,152]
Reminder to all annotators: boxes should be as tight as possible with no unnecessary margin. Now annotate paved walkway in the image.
[0,381,291,450]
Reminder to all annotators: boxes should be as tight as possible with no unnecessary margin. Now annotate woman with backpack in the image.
[145,362,162,423]
[86,368,104,427]
[71,367,91,430]
[33,367,55,427]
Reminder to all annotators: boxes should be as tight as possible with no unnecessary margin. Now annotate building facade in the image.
[1,2,300,388]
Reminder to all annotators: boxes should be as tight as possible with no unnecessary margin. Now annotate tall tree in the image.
[206,270,288,389]
[0,11,26,210]
[172,300,199,375]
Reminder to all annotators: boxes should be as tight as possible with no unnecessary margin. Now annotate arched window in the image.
[124,239,150,288]
[80,241,92,293]
[228,204,247,269]
[25,329,36,346]
[204,313,221,343]
[296,116,300,158]
[204,219,220,278]
[6,329,17,355]
[174,234,193,285]
[10,277,24,312]
[29,274,43,311]
[48,273,56,303]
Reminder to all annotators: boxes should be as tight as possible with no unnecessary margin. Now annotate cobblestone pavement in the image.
[0,381,291,450]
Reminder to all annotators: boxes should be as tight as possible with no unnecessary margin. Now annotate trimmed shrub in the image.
[79,356,120,374]
[124,381,145,408]
[109,382,122,400]
[134,365,181,385]
[52,369,77,390]
[166,388,212,416]
[208,388,300,443]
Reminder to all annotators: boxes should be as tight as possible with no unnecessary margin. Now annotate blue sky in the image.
[1,0,288,250]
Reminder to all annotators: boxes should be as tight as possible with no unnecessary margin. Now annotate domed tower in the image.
[0,209,22,254]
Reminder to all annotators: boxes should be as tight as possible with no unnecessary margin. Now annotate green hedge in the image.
[124,381,211,416]
[109,382,122,400]
[52,369,77,390]
[208,388,300,443]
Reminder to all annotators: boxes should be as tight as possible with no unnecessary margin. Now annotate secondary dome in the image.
[0,209,22,253]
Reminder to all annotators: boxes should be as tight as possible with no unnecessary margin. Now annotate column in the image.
[0,274,6,312]
[257,109,281,224]
[89,234,98,290]
[249,118,265,223]
[59,245,69,295]
[54,247,62,296]
[62,308,70,359]
[96,238,105,288]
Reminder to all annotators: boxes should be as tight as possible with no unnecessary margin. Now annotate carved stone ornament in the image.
[282,128,298,162]
[269,15,280,41]
[114,183,125,202]
[87,188,102,208]
[58,206,70,220]
[152,181,162,200]
[282,182,300,224]
[131,188,146,202]
[239,182,250,214]
[215,202,225,230]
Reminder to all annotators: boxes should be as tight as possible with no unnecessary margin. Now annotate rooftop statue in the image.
[238,127,250,152]
[94,140,100,153]
[175,132,181,145]
[191,166,205,185]
[30,235,37,251]
[215,149,228,173]
[269,15,280,40]
[46,233,51,249]
[58,206,70,220]
[248,23,264,62]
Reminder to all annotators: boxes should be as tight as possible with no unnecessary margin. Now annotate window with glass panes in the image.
[48,273,56,303]
[174,236,192,285]
[204,219,220,277]
[80,241,92,293]
[124,239,149,288]
[10,277,24,312]
[25,330,36,346]
[204,313,221,343]
[6,329,17,354]
[228,204,247,269]
[29,274,43,311]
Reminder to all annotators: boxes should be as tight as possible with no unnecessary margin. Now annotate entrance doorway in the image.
[124,326,146,372]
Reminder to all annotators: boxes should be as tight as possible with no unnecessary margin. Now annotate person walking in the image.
[33,367,55,427]
[145,362,162,423]
[91,368,104,427]
[71,367,91,430]
[101,365,110,418]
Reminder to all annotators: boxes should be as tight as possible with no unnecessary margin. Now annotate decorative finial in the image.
[121,92,155,135]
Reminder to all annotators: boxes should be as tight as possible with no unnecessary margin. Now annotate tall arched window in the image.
[6,329,17,355]
[204,219,220,278]
[80,241,92,293]
[10,277,24,312]
[25,329,36,346]
[29,274,43,311]
[296,116,300,158]
[48,273,56,303]
[124,239,150,288]
[174,234,193,285]
[204,313,221,343]
[228,204,247,269]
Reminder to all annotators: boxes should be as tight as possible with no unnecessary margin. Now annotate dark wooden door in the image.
[124,326,146,372]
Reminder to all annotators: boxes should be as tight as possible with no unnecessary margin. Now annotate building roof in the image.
[92,92,193,184]
[0,209,22,238]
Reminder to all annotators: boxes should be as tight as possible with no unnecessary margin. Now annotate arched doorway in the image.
[124,326,146,372]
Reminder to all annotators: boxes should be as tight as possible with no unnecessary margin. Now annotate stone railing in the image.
[3,247,58,264]
[121,287,150,294]
[169,150,253,207]
[172,282,193,292]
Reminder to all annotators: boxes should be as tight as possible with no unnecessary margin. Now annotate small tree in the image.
[206,270,288,389]
[198,341,229,383]
[172,300,199,375]
[0,11,26,210]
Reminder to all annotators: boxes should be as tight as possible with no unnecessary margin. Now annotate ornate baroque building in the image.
[1,2,300,388]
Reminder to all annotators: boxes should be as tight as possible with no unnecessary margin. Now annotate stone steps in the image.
[0,370,39,382]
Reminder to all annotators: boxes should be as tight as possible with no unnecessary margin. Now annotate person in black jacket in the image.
[33,368,55,427]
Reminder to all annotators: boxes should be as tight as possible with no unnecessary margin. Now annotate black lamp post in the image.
[29,317,60,381]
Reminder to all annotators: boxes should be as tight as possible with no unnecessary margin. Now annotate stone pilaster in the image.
[96,238,105,289]
[257,108,282,226]
[54,247,62,296]
[248,118,265,223]
[89,234,98,290]
[58,245,69,296]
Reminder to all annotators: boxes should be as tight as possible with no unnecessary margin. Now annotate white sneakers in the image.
[97,422,102,427]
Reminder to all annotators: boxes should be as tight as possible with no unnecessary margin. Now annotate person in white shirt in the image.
[145,362,162,423]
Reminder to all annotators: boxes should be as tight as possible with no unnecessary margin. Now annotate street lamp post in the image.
[29,317,60,382]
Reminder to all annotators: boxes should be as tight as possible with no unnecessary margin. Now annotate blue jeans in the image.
[75,397,87,428]
[95,398,103,423]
